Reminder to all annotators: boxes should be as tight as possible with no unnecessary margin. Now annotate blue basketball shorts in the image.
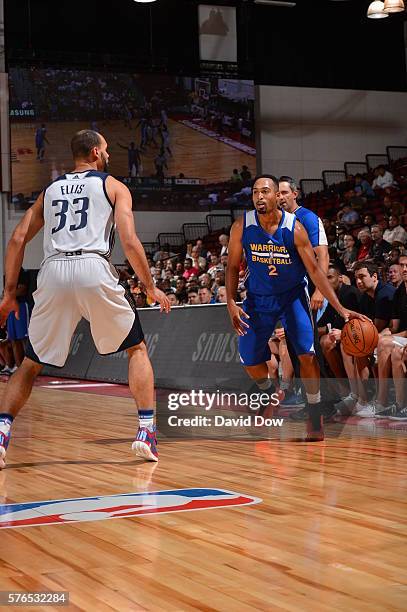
[238,285,315,366]
[6,302,30,341]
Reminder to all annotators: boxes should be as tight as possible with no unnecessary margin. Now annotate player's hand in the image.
[228,302,250,336]
[310,289,324,311]
[380,328,392,336]
[340,308,370,323]
[146,287,171,313]
[328,328,342,343]
[0,292,19,327]
[273,327,285,340]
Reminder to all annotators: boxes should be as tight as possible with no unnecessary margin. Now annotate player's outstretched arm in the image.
[0,194,45,326]
[294,222,368,322]
[108,177,170,313]
[226,218,249,336]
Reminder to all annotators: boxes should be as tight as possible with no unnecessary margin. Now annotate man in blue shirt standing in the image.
[278,176,338,419]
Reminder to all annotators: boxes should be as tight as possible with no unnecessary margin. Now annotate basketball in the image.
[341,318,379,357]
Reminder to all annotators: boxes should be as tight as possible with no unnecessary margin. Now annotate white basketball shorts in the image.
[27,253,144,367]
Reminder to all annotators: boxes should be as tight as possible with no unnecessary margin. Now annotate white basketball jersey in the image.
[42,170,115,261]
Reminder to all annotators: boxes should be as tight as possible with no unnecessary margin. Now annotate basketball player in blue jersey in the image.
[0,130,170,469]
[226,175,366,440]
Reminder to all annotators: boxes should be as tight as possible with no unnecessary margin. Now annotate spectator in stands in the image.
[388,263,403,287]
[218,234,229,256]
[165,291,178,307]
[195,239,208,260]
[318,265,360,403]
[368,255,407,418]
[363,213,376,229]
[240,165,252,184]
[134,291,149,309]
[370,225,392,261]
[383,215,407,245]
[216,286,227,303]
[372,165,395,190]
[183,258,199,280]
[220,254,228,269]
[186,246,207,270]
[214,270,226,289]
[348,262,396,417]
[175,262,184,277]
[230,169,241,184]
[342,234,358,269]
[208,255,223,278]
[338,203,360,228]
[187,287,200,305]
[199,287,214,304]
[387,247,403,266]
[356,229,372,262]
[199,273,212,289]
[153,268,163,284]
[354,173,375,199]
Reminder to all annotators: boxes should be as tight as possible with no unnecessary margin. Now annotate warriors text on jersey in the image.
[42,170,115,261]
[242,209,306,304]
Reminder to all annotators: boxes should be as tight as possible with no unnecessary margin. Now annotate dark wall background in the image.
[5,0,407,91]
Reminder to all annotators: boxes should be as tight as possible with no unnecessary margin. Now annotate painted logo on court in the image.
[0,488,261,529]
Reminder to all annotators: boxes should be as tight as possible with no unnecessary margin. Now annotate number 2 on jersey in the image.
[268,264,278,276]
[51,197,89,234]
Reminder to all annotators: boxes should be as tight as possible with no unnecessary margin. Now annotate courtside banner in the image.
[43,305,245,389]
[86,304,245,390]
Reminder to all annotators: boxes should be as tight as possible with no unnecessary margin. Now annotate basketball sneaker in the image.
[355,401,386,418]
[389,406,407,421]
[374,403,397,418]
[305,404,324,442]
[334,393,357,415]
[0,421,11,470]
[132,426,158,462]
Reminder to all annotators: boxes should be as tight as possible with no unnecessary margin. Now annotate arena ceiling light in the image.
[367,1,389,18]
[133,0,157,3]
[383,0,405,12]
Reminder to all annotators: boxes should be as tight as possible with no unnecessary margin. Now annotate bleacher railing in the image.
[206,214,233,233]
[299,179,324,196]
[386,146,407,163]
[344,161,368,176]
[366,153,389,170]
[322,170,346,189]
[182,223,209,242]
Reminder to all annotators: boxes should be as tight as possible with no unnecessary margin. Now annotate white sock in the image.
[306,391,321,405]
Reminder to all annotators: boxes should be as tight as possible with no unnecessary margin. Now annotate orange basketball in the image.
[341,319,379,357]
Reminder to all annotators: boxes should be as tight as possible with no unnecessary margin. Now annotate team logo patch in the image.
[0,488,261,529]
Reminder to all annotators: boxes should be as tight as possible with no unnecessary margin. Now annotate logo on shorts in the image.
[0,488,261,529]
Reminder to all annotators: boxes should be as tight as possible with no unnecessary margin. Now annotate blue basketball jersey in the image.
[242,209,306,303]
[293,206,327,248]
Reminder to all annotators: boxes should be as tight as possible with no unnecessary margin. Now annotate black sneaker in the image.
[375,404,397,418]
[289,407,308,421]
[321,404,338,422]
[389,406,407,421]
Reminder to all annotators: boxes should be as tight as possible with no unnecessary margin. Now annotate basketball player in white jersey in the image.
[0,130,170,469]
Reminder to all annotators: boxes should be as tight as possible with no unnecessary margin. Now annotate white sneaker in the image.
[355,401,385,418]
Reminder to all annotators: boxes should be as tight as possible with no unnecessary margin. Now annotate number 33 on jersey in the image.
[43,170,115,261]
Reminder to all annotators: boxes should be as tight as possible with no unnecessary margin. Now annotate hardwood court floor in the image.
[11,119,256,198]
[0,380,406,611]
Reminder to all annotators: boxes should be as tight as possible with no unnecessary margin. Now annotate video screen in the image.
[8,68,256,207]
